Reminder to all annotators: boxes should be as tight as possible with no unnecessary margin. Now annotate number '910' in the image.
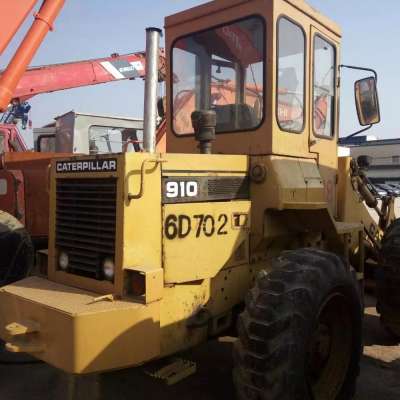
[166,181,198,198]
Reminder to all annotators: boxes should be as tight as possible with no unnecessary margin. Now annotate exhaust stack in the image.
[143,27,162,153]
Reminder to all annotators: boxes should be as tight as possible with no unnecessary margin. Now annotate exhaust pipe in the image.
[143,27,162,153]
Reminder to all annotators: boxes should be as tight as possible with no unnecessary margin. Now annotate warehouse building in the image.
[345,137,400,183]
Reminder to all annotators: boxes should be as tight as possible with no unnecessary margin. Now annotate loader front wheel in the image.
[0,211,34,285]
[377,218,400,337]
[233,248,362,400]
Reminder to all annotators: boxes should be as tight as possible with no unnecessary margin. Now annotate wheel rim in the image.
[306,292,353,400]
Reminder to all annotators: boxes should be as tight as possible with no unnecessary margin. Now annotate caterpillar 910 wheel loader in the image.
[0,0,397,399]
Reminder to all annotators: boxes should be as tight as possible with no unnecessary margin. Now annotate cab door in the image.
[309,26,340,216]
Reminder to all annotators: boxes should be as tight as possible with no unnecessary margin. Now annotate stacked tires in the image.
[233,248,363,400]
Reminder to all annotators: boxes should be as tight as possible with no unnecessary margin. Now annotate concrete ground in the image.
[0,295,399,400]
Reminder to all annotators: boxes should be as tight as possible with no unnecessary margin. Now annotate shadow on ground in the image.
[1,295,399,400]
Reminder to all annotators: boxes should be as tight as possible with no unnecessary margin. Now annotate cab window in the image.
[277,17,306,133]
[37,135,56,152]
[89,126,143,154]
[172,16,265,135]
[313,35,336,137]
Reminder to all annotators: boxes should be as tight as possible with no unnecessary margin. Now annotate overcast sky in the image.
[1,0,398,145]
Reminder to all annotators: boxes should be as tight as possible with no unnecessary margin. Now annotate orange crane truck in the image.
[0,0,165,284]
[0,0,66,284]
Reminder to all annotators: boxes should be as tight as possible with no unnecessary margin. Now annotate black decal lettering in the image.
[217,214,228,235]
[203,215,215,237]
[178,215,191,238]
[194,214,204,238]
[165,215,178,240]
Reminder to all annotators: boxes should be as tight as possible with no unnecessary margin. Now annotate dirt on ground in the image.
[0,294,399,400]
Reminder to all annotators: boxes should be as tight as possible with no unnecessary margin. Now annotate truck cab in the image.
[34,111,146,154]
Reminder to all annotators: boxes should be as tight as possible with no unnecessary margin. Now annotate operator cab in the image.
[165,0,379,159]
[34,111,144,154]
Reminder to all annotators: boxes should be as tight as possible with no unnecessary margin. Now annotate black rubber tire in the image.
[233,248,363,400]
[377,218,400,337]
[0,211,34,285]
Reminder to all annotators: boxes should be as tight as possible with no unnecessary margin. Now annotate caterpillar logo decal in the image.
[56,159,117,173]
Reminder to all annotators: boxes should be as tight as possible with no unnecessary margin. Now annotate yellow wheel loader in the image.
[0,1,397,399]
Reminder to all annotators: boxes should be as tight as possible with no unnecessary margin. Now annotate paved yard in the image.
[0,295,399,400]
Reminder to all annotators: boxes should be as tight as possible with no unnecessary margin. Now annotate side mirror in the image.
[355,77,380,126]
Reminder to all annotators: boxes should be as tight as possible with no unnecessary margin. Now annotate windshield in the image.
[172,16,265,135]
[88,126,143,154]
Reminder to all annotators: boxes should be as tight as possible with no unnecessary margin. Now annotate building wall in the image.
[349,140,400,183]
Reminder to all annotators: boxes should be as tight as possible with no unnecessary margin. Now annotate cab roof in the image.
[165,0,341,38]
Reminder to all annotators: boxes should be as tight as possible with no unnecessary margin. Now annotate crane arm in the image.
[7,51,165,102]
[0,0,66,111]
[0,1,38,55]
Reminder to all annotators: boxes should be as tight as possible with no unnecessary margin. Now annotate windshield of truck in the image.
[172,16,265,135]
[38,135,56,152]
[88,126,143,154]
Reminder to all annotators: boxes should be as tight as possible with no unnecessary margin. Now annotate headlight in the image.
[103,258,115,281]
[59,251,69,270]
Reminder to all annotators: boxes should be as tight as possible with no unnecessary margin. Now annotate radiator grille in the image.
[56,178,117,280]
[207,177,249,198]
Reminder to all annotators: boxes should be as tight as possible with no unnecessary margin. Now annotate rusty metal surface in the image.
[1,152,70,239]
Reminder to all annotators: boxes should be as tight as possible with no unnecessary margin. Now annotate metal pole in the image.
[143,27,162,153]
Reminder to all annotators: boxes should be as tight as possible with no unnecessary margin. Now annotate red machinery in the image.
[0,0,166,284]
[0,46,166,251]
[5,50,166,105]
[0,50,166,152]
[0,0,66,112]
[0,0,66,283]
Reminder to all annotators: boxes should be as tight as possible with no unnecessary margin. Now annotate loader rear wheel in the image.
[233,248,363,400]
[0,211,34,285]
[377,218,400,337]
